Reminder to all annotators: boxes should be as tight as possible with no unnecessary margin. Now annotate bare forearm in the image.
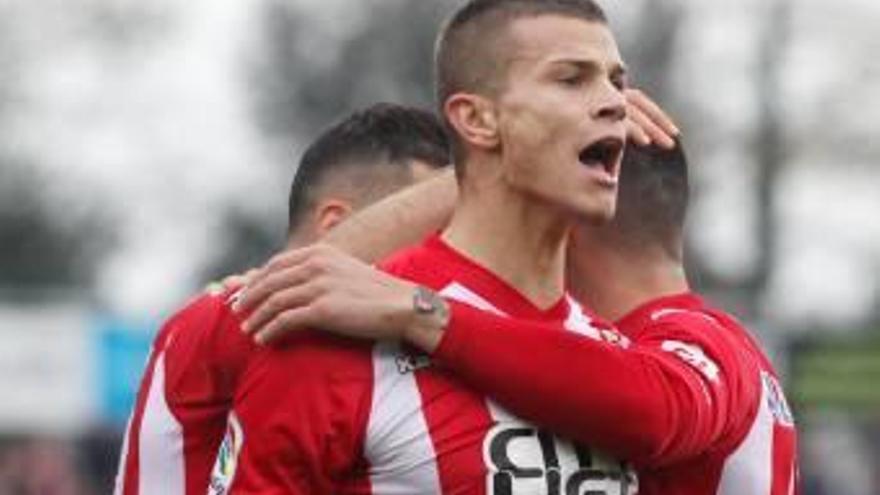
[324,169,458,263]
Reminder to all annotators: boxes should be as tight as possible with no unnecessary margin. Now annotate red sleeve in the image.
[117,292,255,495]
[433,302,760,468]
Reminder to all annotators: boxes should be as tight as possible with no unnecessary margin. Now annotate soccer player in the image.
[113,103,451,495]
[238,141,801,495]
[220,1,646,493]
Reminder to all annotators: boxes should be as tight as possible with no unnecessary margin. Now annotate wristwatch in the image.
[413,286,451,323]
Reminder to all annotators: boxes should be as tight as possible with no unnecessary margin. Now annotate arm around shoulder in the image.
[325,169,457,263]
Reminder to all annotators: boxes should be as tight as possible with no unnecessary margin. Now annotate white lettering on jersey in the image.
[443,286,637,495]
[661,340,721,384]
[483,421,638,495]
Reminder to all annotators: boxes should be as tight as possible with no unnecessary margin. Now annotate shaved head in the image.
[594,141,690,260]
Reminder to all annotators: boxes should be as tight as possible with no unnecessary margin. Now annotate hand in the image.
[204,268,259,295]
[624,88,680,149]
[232,244,420,345]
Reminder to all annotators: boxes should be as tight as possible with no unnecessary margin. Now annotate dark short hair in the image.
[435,0,608,173]
[288,103,450,233]
[611,141,690,259]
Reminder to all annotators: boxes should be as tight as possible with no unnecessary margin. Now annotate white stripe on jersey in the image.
[113,416,133,495]
[717,372,774,495]
[366,341,443,494]
[440,283,506,316]
[564,297,602,340]
[138,353,185,495]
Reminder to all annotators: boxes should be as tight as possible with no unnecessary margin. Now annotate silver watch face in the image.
[413,286,439,314]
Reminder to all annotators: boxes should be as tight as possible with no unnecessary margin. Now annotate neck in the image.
[567,245,690,322]
[442,167,571,310]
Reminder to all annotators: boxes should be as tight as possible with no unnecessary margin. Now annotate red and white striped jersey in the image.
[435,292,801,495]
[117,234,799,495]
[220,235,638,494]
[114,290,255,495]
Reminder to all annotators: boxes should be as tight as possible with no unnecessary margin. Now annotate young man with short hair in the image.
[239,142,801,494]
[223,0,650,493]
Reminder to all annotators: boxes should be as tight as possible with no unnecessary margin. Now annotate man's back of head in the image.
[603,141,690,261]
[287,103,450,245]
[569,141,691,318]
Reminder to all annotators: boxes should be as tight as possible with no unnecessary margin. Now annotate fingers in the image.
[218,273,247,291]
[626,119,652,147]
[629,103,676,149]
[233,245,326,314]
[625,89,680,137]
[242,282,321,337]
[239,265,321,332]
[244,248,312,295]
[253,307,314,345]
[624,88,680,149]
[241,268,261,286]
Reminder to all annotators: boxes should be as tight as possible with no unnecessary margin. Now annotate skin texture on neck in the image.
[287,160,445,251]
[566,234,690,322]
[442,162,571,311]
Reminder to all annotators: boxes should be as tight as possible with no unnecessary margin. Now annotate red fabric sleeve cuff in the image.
[432,300,481,362]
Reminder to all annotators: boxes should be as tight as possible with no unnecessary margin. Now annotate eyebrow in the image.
[550,59,628,79]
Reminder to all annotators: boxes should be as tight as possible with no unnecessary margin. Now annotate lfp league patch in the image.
[209,412,245,495]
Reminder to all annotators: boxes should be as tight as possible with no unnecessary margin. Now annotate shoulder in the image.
[639,306,749,357]
[377,243,432,273]
[377,243,456,290]
[164,289,240,329]
[642,306,748,358]
[158,288,253,370]
[645,306,773,375]
[635,304,766,403]
[644,306,729,332]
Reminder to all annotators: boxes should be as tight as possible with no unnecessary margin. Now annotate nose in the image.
[591,83,627,123]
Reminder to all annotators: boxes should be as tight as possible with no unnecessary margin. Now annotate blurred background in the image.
[0,0,877,493]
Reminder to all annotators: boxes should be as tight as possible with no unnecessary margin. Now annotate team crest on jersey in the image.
[483,423,638,495]
[209,412,244,495]
[762,371,795,427]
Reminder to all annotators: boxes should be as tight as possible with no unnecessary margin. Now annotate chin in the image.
[576,202,616,225]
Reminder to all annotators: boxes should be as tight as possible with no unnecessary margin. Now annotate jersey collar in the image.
[614,292,705,337]
[424,234,569,322]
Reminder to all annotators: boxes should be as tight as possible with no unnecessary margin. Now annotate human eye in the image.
[610,70,628,91]
[557,71,584,87]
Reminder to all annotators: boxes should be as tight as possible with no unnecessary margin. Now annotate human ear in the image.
[444,94,500,152]
[313,199,353,237]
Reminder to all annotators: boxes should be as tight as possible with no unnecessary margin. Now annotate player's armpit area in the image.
[433,302,761,468]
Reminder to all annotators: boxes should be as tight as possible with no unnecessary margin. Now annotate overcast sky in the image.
[3,0,878,331]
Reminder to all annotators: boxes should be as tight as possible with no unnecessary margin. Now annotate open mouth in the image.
[578,137,624,176]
